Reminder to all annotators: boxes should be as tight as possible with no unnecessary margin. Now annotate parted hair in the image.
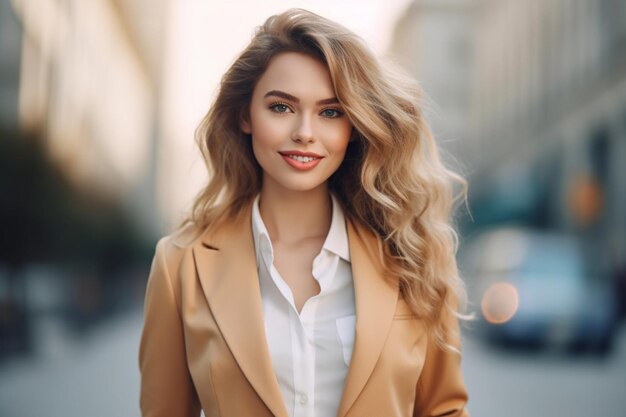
[183,8,467,350]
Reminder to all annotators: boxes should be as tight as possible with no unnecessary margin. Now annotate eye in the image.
[320,108,343,118]
[269,102,292,114]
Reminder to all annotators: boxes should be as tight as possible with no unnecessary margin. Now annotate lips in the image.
[278,150,324,170]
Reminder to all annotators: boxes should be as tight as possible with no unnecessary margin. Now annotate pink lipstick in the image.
[278,150,324,171]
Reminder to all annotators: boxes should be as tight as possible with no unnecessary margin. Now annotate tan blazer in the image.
[139,206,469,417]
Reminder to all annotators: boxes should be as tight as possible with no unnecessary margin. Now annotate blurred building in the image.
[9,0,169,238]
[0,0,171,357]
[0,0,21,129]
[391,0,626,291]
[390,0,476,166]
[470,0,626,284]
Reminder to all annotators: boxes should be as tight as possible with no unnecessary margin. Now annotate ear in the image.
[240,113,251,134]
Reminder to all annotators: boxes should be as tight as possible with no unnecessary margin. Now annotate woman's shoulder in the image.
[168,221,206,248]
[153,222,207,265]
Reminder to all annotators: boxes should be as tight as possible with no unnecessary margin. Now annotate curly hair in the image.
[182,8,468,350]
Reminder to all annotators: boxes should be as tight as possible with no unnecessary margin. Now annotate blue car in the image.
[460,227,617,354]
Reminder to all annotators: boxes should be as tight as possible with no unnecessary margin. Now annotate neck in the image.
[258,184,332,245]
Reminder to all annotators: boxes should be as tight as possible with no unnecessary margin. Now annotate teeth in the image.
[287,155,317,163]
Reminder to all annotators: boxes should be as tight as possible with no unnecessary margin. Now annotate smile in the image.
[286,155,319,163]
[279,151,324,171]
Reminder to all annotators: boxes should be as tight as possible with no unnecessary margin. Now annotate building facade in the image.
[10,0,168,238]
[391,0,626,292]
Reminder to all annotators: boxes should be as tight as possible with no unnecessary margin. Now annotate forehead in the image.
[253,52,335,99]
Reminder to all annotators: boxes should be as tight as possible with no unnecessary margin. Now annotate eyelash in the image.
[268,102,344,118]
[268,102,292,114]
[320,108,344,118]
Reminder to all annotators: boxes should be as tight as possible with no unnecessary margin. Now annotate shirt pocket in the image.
[335,314,356,366]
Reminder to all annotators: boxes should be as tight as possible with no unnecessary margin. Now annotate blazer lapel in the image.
[337,220,399,417]
[192,210,288,417]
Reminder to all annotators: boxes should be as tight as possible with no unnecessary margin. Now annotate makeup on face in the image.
[243,52,353,194]
[278,150,324,171]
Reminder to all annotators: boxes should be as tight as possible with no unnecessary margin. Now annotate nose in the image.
[291,114,315,144]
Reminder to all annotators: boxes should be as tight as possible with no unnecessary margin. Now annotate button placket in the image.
[295,300,316,417]
[252,194,354,417]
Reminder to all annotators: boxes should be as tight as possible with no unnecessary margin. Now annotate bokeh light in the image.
[481,281,520,325]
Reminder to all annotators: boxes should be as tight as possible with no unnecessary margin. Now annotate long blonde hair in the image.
[184,8,467,349]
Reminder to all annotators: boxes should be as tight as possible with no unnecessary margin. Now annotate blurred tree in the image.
[0,127,153,355]
[0,127,148,269]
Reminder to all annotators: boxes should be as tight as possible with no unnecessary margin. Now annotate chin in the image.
[270,178,330,194]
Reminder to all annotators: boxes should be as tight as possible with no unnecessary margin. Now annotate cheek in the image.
[326,122,353,153]
[251,114,290,148]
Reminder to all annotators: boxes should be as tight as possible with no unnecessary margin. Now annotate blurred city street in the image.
[463,324,626,417]
[1,0,626,417]
[1,309,625,417]
[0,310,143,417]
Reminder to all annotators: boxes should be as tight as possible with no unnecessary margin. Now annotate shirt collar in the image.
[251,193,350,264]
[324,193,350,261]
[251,194,272,267]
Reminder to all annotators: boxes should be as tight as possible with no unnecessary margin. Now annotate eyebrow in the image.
[263,90,339,106]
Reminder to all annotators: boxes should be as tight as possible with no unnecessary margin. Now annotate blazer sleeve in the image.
[139,238,201,417]
[413,307,470,417]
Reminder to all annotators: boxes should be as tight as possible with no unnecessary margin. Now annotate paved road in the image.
[0,311,143,417]
[1,309,625,417]
[462,325,626,417]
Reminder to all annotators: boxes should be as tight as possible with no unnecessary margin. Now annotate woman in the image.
[139,8,470,417]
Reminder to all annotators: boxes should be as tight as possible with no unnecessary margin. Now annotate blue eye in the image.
[321,108,343,118]
[269,103,291,113]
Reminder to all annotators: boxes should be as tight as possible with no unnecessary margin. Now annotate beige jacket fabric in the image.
[139,206,470,417]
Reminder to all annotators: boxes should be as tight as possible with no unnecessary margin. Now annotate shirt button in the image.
[299,394,308,405]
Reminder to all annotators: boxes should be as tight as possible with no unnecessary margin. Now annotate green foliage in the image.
[0,127,148,270]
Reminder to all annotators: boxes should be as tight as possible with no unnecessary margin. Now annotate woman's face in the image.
[242,52,353,195]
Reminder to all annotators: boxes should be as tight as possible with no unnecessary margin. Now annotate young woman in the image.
[139,8,469,417]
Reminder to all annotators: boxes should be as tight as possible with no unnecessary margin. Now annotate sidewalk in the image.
[0,309,143,417]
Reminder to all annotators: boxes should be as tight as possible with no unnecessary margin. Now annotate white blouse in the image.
[251,194,356,417]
